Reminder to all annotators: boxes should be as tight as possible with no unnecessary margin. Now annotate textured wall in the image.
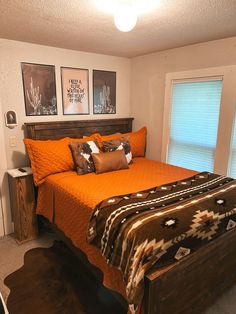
[131,36,236,161]
[0,39,131,169]
[0,39,131,234]
[0,103,7,237]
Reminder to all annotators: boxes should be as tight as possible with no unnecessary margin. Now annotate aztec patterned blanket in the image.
[87,172,236,310]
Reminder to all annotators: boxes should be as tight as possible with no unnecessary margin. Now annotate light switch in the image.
[9,136,16,147]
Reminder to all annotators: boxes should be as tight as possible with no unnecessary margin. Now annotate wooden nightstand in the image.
[8,167,38,244]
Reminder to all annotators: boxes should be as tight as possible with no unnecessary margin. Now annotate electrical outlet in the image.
[9,136,16,147]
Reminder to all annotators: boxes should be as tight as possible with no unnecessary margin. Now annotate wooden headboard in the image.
[24,118,134,140]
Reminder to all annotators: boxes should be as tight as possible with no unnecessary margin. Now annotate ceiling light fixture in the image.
[114,3,137,32]
[94,0,160,32]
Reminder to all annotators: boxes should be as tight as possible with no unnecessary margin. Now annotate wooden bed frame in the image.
[24,118,236,314]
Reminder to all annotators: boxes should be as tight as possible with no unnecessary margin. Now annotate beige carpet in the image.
[0,233,236,314]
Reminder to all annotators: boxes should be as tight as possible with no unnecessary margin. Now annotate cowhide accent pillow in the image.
[69,141,100,175]
[102,137,132,164]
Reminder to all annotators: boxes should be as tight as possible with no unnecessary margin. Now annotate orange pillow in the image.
[95,127,147,157]
[126,127,147,157]
[24,135,97,185]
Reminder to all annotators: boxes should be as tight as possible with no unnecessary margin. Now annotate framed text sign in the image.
[61,67,89,115]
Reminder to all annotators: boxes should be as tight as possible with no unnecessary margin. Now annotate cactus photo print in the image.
[21,63,57,116]
[93,70,116,114]
[61,67,89,115]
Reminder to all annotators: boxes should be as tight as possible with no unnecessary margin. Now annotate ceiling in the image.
[0,0,236,58]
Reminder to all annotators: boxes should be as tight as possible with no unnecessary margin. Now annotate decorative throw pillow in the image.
[69,141,100,175]
[92,150,128,174]
[24,136,98,185]
[102,137,132,164]
[94,127,147,157]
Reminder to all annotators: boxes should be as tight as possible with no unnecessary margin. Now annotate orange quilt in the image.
[37,158,196,310]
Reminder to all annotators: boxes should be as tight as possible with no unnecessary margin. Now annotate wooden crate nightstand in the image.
[8,167,38,244]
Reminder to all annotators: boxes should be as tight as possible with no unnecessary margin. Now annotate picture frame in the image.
[5,110,18,128]
[21,62,57,116]
[93,70,116,114]
[61,67,89,115]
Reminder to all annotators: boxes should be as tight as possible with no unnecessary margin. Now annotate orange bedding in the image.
[37,157,196,308]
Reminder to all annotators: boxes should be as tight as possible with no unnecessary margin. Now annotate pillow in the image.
[102,137,132,164]
[24,137,74,185]
[94,133,122,147]
[24,136,97,185]
[95,127,147,157]
[69,140,100,175]
[83,132,102,139]
[92,150,128,174]
[127,127,147,157]
[96,132,121,141]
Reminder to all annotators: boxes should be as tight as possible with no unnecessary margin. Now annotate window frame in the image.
[228,105,236,177]
[162,66,236,175]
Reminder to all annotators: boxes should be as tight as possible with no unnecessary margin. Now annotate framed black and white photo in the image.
[21,63,57,116]
[5,110,18,128]
[93,70,116,114]
[61,67,89,115]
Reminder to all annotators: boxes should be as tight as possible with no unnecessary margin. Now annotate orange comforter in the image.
[37,157,196,309]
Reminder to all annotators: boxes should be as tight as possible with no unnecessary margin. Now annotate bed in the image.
[24,118,236,314]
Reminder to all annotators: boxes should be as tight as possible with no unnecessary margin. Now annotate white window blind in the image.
[167,79,222,172]
[228,114,236,178]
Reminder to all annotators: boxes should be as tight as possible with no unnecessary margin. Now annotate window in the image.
[162,66,236,176]
[228,113,236,178]
[167,79,222,172]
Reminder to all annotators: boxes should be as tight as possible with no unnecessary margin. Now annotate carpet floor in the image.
[1,234,236,314]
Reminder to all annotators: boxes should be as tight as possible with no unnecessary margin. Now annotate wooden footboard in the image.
[45,216,236,314]
[144,228,236,314]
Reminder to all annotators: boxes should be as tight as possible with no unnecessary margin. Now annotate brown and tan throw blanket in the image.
[87,172,236,310]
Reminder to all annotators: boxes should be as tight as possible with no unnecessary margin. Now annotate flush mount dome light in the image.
[94,0,160,32]
[114,3,137,32]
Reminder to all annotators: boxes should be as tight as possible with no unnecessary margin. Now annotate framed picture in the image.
[5,110,18,128]
[93,70,116,114]
[21,63,57,116]
[61,67,89,115]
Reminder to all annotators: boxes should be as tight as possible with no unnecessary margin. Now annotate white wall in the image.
[0,39,131,169]
[0,39,131,234]
[131,36,236,161]
[0,98,8,237]
[0,95,12,236]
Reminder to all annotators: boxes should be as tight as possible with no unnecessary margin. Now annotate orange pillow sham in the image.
[24,135,98,185]
[95,127,147,157]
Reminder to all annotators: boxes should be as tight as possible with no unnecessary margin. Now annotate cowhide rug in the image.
[4,241,126,314]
